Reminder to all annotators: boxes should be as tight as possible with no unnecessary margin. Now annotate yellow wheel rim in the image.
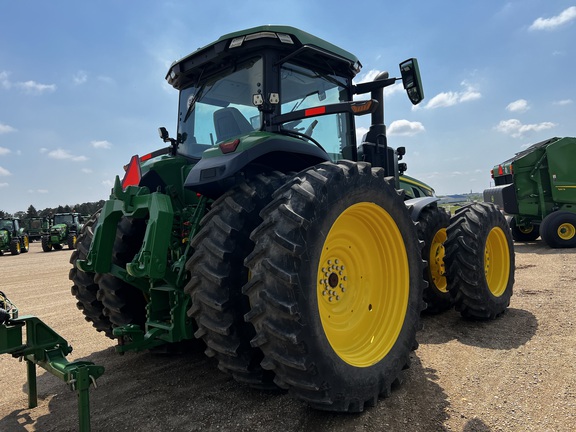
[429,228,447,293]
[317,202,409,367]
[557,223,576,240]
[484,227,510,297]
[519,225,534,234]
[24,237,29,249]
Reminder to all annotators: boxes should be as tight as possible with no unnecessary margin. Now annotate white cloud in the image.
[73,70,88,85]
[102,179,114,188]
[0,182,8,188]
[47,148,88,162]
[553,99,573,105]
[0,71,10,89]
[423,81,481,109]
[81,168,93,174]
[495,118,556,138]
[506,99,530,113]
[0,166,11,176]
[355,126,369,144]
[388,119,426,136]
[0,123,16,134]
[0,147,10,155]
[16,80,56,94]
[91,140,111,149]
[529,6,576,31]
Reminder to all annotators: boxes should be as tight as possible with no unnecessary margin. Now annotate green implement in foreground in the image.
[484,136,576,248]
[0,293,104,432]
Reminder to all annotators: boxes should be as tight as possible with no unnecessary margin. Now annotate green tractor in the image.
[70,26,514,412]
[0,218,29,255]
[42,212,82,252]
[25,217,50,242]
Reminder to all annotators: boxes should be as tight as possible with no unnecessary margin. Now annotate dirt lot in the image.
[1,240,575,431]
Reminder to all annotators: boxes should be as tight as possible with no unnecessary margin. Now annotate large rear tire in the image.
[244,161,424,412]
[445,202,514,320]
[41,236,52,252]
[418,205,452,314]
[185,172,285,389]
[70,211,114,338]
[95,217,147,328]
[9,239,20,255]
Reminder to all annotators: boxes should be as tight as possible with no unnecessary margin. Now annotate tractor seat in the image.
[213,107,253,142]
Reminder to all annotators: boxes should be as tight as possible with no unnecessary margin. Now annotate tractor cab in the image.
[161,25,423,197]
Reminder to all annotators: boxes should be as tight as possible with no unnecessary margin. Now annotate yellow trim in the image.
[317,202,409,367]
[429,228,447,292]
[484,227,510,297]
[557,223,576,240]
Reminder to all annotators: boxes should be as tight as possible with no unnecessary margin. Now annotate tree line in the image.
[0,201,106,220]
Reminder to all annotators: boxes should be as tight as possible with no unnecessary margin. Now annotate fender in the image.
[184,137,330,198]
[404,196,441,222]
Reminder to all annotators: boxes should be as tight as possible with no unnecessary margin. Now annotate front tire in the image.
[445,202,514,320]
[244,161,424,412]
[9,239,20,255]
[41,236,52,252]
[418,205,452,314]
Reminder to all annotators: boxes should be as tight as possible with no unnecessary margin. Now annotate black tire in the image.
[540,211,576,248]
[418,205,452,314]
[70,211,114,338]
[444,202,514,320]
[21,235,29,253]
[95,217,147,328]
[9,239,20,255]
[67,233,77,249]
[510,218,539,242]
[244,161,425,412]
[41,236,52,252]
[185,172,285,389]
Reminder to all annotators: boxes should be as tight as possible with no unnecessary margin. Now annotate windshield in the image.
[0,220,13,230]
[177,57,263,158]
[54,215,74,225]
[280,62,353,160]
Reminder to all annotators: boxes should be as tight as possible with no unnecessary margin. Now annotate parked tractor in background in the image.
[0,218,29,255]
[25,217,50,242]
[42,212,82,252]
[70,25,514,412]
[484,136,576,248]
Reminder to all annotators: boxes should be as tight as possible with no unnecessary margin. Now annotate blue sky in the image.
[1,1,575,214]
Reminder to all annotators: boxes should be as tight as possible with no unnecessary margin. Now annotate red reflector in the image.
[510,164,514,174]
[140,153,152,162]
[121,155,142,190]
[305,106,326,117]
[219,139,241,154]
[498,165,504,175]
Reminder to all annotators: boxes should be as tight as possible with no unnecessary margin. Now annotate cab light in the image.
[219,138,241,154]
[498,165,504,176]
[510,164,514,174]
[305,106,326,117]
[351,100,374,114]
[121,155,142,190]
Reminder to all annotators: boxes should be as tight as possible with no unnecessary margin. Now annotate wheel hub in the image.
[319,259,347,303]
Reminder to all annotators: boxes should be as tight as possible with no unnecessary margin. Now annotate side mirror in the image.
[399,58,424,105]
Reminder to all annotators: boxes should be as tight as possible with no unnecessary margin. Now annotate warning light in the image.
[121,155,142,190]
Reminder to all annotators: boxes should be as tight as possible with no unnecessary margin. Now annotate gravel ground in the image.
[0,240,575,431]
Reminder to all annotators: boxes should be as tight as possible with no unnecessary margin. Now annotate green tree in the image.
[27,205,38,218]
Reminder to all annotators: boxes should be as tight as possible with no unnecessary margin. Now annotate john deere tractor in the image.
[42,212,82,252]
[0,218,29,255]
[70,25,514,412]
